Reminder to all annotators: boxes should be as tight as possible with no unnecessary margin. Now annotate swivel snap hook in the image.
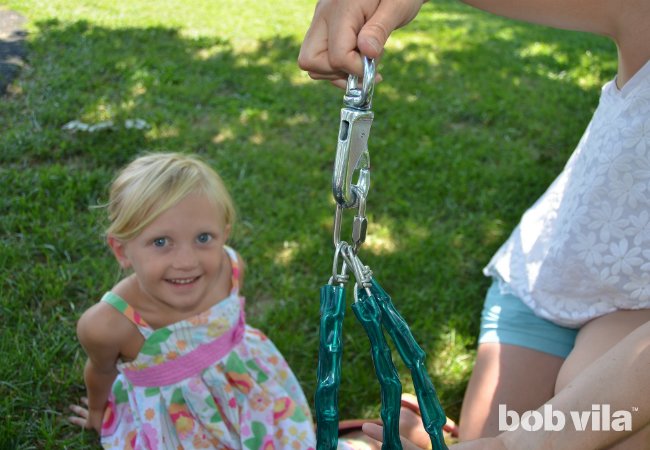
[332,57,375,210]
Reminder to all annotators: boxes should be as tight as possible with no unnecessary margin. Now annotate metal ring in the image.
[344,57,375,110]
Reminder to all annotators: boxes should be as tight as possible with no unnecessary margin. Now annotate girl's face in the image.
[109,193,231,314]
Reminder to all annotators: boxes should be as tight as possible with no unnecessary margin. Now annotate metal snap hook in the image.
[333,64,373,210]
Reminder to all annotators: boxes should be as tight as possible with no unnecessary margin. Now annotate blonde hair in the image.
[106,152,235,241]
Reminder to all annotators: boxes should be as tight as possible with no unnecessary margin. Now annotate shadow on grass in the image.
[0,2,616,445]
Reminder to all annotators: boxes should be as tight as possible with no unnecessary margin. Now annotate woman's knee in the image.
[460,343,564,440]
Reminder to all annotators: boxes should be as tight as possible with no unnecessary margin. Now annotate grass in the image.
[0,0,617,447]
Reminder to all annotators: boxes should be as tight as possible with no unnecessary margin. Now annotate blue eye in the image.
[153,237,167,247]
[197,233,213,244]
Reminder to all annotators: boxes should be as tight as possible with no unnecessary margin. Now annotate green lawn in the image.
[0,0,617,447]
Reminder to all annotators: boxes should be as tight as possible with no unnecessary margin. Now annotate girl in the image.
[69,152,317,449]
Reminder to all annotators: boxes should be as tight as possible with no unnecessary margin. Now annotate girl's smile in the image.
[166,276,201,285]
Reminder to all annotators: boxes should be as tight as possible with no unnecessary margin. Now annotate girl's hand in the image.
[361,422,424,450]
[68,397,103,433]
[449,438,509,450]
[362,422,509,450]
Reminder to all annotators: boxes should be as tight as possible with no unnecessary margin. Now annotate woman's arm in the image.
[460,0,617,36]
[299,0,650,87]
[463,0,650,85]
[298,0,622,86]
[496,319,650,450]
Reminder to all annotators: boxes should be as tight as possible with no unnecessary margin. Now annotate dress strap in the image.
[101,291,153,337]
[223,245,240,296]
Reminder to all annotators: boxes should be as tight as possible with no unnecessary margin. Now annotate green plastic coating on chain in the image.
[369,278,449,450]
[352,292,403,450]
[315,284,346,450]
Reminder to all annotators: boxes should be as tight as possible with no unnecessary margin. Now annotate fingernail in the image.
[367,38,381,55]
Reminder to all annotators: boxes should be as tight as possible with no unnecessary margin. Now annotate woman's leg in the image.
[555,309,650,450]
[458,342,564,440]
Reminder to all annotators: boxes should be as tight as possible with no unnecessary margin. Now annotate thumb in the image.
[357,0,423,59]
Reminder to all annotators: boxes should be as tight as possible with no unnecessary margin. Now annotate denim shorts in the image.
[478,280,578,358]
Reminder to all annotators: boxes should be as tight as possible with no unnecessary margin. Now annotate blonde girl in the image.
[69,152,317,449]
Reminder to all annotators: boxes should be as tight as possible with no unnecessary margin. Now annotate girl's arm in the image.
[69,303,125,432]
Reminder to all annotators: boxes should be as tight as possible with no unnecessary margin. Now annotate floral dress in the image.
[100,246,317,449]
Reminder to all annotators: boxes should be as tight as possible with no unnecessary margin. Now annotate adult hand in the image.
[298,0,426,88]
[68,397,103,433]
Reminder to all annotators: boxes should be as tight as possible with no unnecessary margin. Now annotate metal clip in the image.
[332,183,368,250]
[332,109,372,209]
[340,244,373,292]
[332,58,375,210]
[352,190,367,251]
[329,241,350,285]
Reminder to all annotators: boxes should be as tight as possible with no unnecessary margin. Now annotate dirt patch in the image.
[0,9,27,95]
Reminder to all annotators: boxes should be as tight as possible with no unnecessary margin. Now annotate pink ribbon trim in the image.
[123,307,245,387]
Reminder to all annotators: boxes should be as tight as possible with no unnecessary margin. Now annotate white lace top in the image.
[484,60,650,327]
